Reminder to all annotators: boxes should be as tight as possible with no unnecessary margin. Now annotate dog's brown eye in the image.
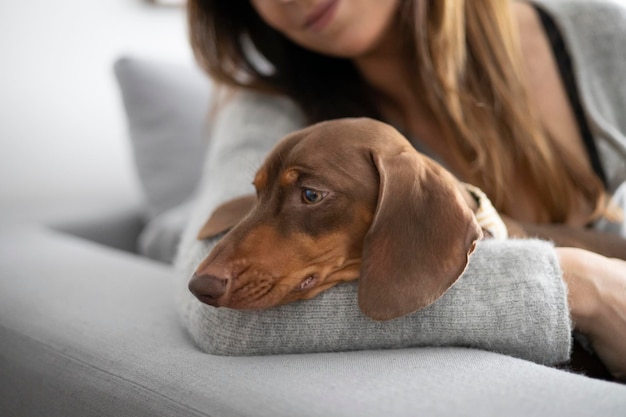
[301,188,326,204]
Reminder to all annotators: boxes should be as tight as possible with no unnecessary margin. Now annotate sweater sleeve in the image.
[174,90,572,365]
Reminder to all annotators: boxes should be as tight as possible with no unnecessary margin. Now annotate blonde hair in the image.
[409,0,608,221]
[188,0,607,223]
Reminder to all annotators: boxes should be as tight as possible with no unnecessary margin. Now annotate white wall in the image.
[0,0,193,220]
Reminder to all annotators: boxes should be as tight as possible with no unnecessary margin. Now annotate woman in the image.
[177,0,626,379]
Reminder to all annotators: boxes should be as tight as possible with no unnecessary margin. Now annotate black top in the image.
[534,5,608,186]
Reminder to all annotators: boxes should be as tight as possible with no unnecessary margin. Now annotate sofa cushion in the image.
[114,56,213,262]
[2,226,626,417]
[114,56,212,219]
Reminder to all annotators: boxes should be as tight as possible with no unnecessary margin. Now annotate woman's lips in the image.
[304,0,339,32]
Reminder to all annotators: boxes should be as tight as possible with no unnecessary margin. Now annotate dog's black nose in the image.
[188,273,228,305]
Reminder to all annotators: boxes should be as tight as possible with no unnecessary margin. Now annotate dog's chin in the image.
[195,270,351,310]
[200,294,281,311]
[205,280,305,310]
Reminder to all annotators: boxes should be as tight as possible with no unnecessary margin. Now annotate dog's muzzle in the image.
[188,273,228,306]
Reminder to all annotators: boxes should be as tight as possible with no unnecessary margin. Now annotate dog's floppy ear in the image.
[197,194,256,240]
[358,150,482,321]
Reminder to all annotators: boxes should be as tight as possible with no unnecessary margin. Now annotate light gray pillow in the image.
[114,56,213,262]
[114,56,213,219]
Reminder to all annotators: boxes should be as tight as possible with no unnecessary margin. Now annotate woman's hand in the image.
[556,247,626,381]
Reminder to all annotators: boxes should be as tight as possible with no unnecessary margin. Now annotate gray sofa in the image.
[2,57,626,417]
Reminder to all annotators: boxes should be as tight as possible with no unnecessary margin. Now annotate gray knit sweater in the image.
[175,0,626,364]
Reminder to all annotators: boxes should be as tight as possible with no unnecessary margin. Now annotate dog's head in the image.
[190,118,482,320]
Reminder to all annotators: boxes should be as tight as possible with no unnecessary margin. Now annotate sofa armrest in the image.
[2,226,626,417]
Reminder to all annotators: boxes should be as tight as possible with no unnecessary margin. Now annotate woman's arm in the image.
[174,90,573,364]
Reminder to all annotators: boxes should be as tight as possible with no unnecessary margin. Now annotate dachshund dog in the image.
[189,118,626,322]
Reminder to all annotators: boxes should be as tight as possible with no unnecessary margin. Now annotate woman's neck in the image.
[352,28,461,173]
[353,25,441,137]
[352,29,445,150]
[353,30,415,124]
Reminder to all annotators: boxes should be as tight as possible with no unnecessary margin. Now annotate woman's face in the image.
[249,0,401,58]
